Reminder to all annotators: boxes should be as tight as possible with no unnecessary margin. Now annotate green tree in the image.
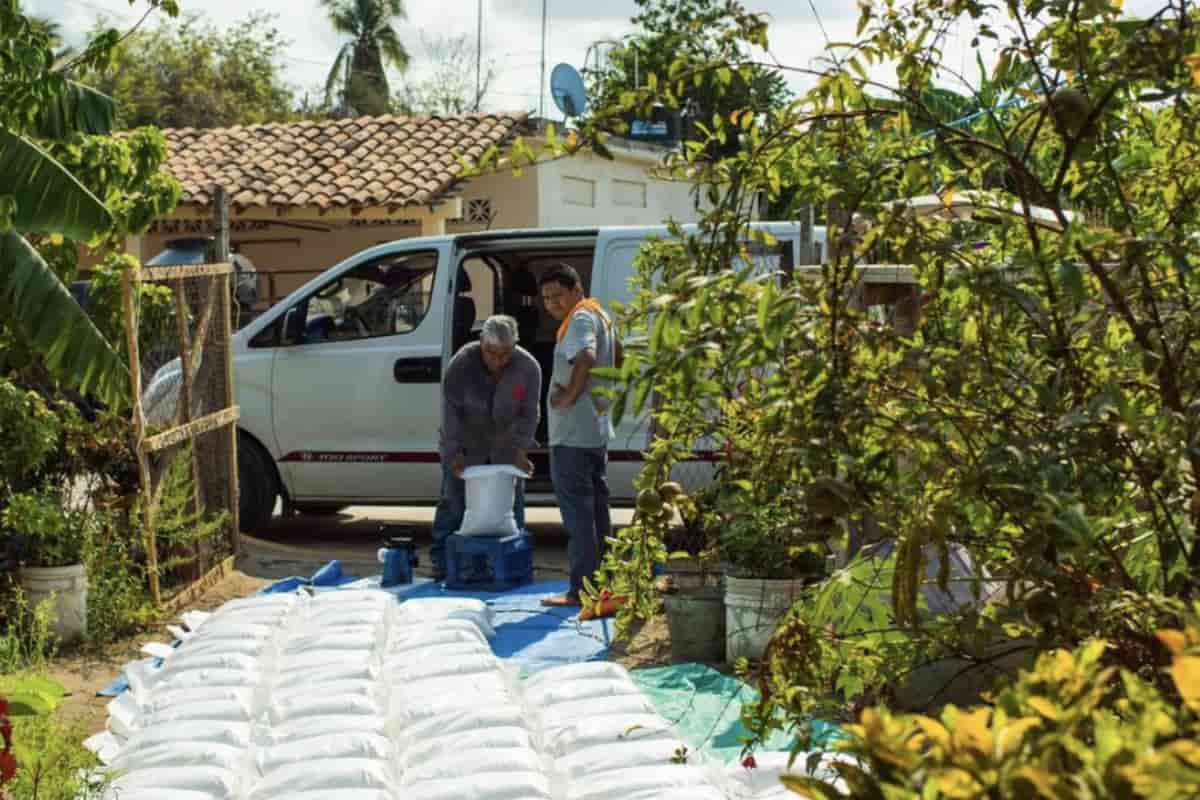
[0,0,181,406]
[322,0,410,117]
[86,12,297,130]
[588,0,789,157]
[531,0,1200,749]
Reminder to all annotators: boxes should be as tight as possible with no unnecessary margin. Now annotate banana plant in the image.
[0,0,178,407]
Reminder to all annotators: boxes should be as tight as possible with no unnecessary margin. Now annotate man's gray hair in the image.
[480,314,520,348]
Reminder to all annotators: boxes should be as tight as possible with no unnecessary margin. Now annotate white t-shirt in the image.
[548,306,616,448]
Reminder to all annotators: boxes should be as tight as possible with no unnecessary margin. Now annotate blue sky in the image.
[26,0,1168,118]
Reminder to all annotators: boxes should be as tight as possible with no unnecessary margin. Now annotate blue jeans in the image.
[550,446,611,596]
[430,462,526,575]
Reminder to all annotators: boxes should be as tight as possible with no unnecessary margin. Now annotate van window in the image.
[298,251,438,344]
[603,242,643,308]
[461,257,497,321]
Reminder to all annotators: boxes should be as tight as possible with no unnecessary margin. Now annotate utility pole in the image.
[475,0,483,111]
[538,0,547,119]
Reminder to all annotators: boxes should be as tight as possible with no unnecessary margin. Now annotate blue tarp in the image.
[394,577,611,675]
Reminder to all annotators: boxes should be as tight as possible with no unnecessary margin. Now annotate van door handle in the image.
[394,356,441,383]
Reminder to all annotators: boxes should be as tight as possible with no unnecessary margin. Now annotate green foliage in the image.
[587,0,789,158]
[0,381,61,490]
[550,0,1200,746]
[0,588,57,673]
[85,12,298,130]
[0,0,182,407]
[322,0,410,117]
[151,443,231,588]
[784,615,1200,799]
[3,710,106,800]
[83,506,154,649]
[0,674,66,719]
[0,490,89,568]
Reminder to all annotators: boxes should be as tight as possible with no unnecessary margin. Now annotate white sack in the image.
[255,732,394,776]
[401,746,544,786]
[260,714,390,745]
[109,742,246,773]
[402,770,551,800]
[544,713,676,758]
[392,652,502,682]
[565,765,714,800]
[153,652,261,680]
[399,704,529,746]
[394,598,495,638]
[272,679,378,706]
[538,695,656,741]
[389,673,511,708]
[103,766,241,800]
[459,464,526,537]
[555,737,687,781]
[121,721,252,752]
[248,759,394,799]
[524,675,639,709]
[148,667,263,694]
[387,621,489,653]
[269,692,383,725]
[282,629,379,654]
[274,660,378,689]
[523,661,630,692]
[401,726,533,769]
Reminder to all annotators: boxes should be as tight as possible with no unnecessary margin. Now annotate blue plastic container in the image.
[380,532,417,587]
[445,531,534,591]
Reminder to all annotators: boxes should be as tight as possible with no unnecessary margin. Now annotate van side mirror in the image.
[281,307,306,346]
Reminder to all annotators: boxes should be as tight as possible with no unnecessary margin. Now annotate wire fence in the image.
[123,263,240,606]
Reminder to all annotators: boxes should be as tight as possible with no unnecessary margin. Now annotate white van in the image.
[215,223,826,531]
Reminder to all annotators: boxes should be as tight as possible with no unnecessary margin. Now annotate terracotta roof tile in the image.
[161,112,529,212]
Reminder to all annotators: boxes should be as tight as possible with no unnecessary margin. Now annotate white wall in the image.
[535,145,702,229]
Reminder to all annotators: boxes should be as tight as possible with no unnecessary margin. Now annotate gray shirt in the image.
[439,342,542,467]
[548,306,615,448]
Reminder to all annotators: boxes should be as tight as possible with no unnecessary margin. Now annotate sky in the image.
[26,0,1169,119]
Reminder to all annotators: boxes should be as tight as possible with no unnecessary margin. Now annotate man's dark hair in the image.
[539,263,582,291]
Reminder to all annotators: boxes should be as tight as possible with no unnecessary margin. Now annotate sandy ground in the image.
[48,504,673,735]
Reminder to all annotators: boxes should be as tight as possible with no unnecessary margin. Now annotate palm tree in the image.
[322,0,410,117]
[1,5,129,406]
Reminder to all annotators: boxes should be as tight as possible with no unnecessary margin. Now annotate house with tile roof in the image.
[118,112,703,309]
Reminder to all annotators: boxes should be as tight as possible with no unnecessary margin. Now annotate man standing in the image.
[538,265,616,607]
[433,314,541,578]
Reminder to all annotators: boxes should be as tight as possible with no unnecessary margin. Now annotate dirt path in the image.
[51,571,269,734]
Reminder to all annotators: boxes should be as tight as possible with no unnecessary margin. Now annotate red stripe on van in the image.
[278,450,720,464]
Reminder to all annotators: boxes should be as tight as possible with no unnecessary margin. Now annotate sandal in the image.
[540,592,581,607]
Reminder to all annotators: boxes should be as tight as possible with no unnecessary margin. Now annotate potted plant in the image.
[655,481,727,664]
[2,490,90,642]
[715,470,835,662]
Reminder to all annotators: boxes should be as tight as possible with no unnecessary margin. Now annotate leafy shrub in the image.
[784,614,1200,799]
[0,589,58,673]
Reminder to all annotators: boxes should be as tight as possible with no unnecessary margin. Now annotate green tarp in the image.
[629,662,843,764]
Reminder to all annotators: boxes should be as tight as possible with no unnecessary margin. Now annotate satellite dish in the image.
[550,63,587,117]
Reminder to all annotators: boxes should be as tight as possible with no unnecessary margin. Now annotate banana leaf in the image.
[0,230,129,406]
[0,127,112,240]
[32,79,118,139]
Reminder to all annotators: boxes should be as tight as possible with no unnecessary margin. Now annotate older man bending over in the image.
[432,314,542,578]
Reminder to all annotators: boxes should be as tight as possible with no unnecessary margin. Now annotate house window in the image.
[612,179,647,208]
[466,198,494,224]
[562,176,595,207]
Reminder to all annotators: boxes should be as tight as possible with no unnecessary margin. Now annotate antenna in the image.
[550,63,587,118]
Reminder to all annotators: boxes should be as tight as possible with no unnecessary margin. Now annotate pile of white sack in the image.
[91,588,848,799]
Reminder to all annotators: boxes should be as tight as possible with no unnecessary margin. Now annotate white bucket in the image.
[19,563,88,642]
[459,464,525,537]
[724,575,804,661]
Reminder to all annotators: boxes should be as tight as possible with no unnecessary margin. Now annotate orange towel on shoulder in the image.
[556,298,611,342]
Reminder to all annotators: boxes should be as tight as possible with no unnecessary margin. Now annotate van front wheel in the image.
[238,434,278,534]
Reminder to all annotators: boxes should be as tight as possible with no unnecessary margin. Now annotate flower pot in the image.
[18,563,88,642]
[724,575,804,661]
[663,585,725,664]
